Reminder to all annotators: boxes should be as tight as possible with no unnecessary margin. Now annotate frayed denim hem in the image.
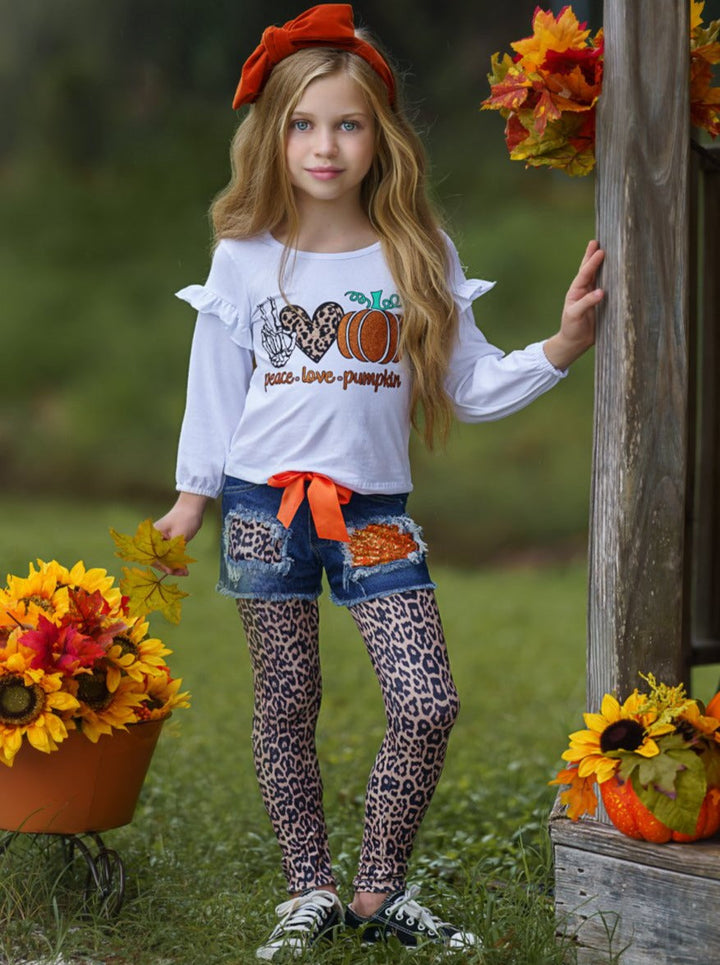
[215,582,321,603]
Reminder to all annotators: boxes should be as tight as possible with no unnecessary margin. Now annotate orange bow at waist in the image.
[267,472,352,542]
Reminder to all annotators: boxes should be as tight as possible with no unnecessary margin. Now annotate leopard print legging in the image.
[237,589,459,894]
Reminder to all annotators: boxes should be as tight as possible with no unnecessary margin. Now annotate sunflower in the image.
[134,668,191,722]
[56,560,124,615]
[561,691,675,783]
[2,561,70,628]
[69,671,147,742]
[104,616,171,690]
[677,700,720,740]
[0,650,80,766]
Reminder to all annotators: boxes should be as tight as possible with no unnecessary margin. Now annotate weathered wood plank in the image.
[691,146,720,663]
[550,805,720,881]
[555,843,720,965]
[588,0,691,707]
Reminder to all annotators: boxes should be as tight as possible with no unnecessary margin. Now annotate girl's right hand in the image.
[154,492,209,574]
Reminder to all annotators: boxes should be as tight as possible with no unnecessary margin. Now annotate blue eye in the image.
[341,120,358,132]
[292,119,310,132]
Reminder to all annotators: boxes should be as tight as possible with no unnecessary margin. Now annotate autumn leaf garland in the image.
[691,0,720,133]
[482,2,720,176]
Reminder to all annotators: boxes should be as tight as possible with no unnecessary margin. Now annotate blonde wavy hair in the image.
[211,42,459,447]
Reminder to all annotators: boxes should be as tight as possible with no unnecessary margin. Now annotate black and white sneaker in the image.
[345,885,481,951]
[256,889,343,960]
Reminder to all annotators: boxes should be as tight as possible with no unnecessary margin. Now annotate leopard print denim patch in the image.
[222,509,291,581]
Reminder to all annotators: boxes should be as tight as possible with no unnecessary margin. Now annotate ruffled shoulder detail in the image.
[175,285,253,351]
[439,232,496,310]
[453,277,496,311]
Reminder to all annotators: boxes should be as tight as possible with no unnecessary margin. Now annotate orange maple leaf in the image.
[511,7,592,72]
[544,63,602,110]
[550,765,598,821]
[707,691,720,719]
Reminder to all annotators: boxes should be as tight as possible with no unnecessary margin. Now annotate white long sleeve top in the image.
[174,232,566,498]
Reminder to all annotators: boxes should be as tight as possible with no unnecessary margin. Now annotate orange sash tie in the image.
[267,472,352,542]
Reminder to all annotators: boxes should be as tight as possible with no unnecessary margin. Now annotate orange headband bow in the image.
[232,4,396,109]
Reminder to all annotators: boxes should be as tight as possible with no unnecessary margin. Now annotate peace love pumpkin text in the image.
[264,366,402,393]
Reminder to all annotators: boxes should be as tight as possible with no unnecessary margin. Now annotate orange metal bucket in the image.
[0,720,163,834]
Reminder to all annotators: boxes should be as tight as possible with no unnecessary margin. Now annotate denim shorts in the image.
[218,476,435,607]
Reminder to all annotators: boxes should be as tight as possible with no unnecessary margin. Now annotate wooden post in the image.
[691,145,720,664]
[588,0,690,706]
[549,7,720,964]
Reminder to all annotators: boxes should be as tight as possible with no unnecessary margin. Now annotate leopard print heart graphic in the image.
[279,302,343,363]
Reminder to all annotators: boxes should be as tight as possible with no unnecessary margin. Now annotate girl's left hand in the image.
[543,240,605,370]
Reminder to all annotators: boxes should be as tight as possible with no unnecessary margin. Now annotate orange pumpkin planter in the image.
[600,775,720,843]
[339,290,400,364]
[553,679,720,840]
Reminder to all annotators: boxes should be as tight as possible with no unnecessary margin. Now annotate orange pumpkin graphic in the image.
[338,290,400,364]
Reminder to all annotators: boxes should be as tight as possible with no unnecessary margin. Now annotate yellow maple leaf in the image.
[485,51,514,90]
[511,7,591,71]
[509,110,596,175]
[119,567,188,625]
[691,0,706,34]
[110,519,196,572]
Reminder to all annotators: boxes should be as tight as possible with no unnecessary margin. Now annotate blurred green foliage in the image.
[0,0,665,564]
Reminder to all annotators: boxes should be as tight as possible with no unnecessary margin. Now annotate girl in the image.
[156,4,604,959]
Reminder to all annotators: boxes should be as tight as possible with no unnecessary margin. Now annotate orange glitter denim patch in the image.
[348,523,419,569]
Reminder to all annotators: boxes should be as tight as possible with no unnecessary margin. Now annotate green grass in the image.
[2,497,718,963]
[0,495,606,964]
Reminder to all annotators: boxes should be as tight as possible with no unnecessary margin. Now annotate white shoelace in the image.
[384,885,451,935]
[269,889,339,939]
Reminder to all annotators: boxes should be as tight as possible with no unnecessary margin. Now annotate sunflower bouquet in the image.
[481,2,720,177]
[551,674,720,842]
[0,522,191,768]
